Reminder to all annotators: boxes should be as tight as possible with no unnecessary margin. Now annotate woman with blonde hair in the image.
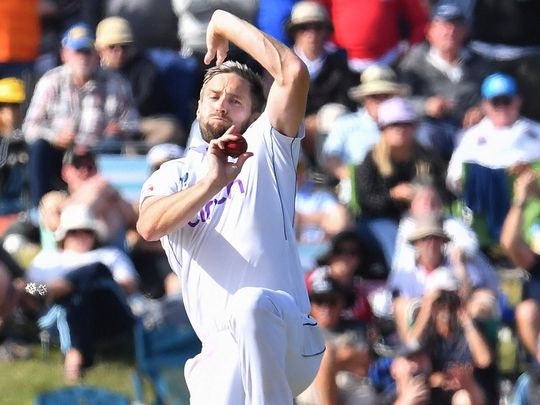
[353,97,446,270]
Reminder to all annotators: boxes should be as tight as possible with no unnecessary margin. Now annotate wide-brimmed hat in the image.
[407,215,450,243]
[95,17,134,49]
[348,65,409,102]
[285,1,333,37]
[54,204,104,242]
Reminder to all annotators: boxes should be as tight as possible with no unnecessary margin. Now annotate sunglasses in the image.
[311,296,340,306]
[66,229,95,237]
[296,23,327,32]
[73,160,96,171]
[366,94,394,102]
[334,247,360,256]
[489,96,513,107]
[107,44,131,51]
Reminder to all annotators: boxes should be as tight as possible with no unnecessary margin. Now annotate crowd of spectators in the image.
[2,0,540,403]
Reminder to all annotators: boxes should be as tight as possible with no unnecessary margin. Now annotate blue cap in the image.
[432,3,466,22]
[481,73,517,99]
[62,23,95,51]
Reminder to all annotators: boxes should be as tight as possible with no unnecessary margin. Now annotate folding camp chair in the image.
[35,385,130,405]
[132,316,201,405]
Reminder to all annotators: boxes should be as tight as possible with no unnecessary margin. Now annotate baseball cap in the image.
[481,73,517,100]
[432,3,466,22]
[377,97,417,128]
[62,23,95,51]
[96,17,134,49]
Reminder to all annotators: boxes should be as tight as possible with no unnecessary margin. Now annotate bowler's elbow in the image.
[136,216,160,242]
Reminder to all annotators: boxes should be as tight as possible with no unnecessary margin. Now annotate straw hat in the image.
[407,215,450,243]
[96,17,134,49]
[285,1,333,37]
[348,65,409,102]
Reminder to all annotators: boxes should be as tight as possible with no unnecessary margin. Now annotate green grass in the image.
[0,344,152,405]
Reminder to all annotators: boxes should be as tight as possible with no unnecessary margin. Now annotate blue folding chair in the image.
[35,386,130,405]
[132,317,201,405]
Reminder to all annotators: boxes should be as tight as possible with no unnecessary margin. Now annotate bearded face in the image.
[196,73,258,143]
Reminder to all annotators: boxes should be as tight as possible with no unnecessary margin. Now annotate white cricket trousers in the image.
[184,287,325,405]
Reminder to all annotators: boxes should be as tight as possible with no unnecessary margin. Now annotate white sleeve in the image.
[139,159,185,207]
[101,248,139,284]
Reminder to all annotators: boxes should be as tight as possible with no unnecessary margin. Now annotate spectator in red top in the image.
[316,0,429,73]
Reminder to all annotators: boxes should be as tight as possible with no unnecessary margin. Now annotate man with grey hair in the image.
[137,9,324,404]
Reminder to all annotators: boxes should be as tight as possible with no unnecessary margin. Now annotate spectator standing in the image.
[96,17,185,147]
[23,22,139,207]
[397,3,489,161]
[316,0,429,73]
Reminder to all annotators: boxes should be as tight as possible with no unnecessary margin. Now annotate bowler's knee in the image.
[228,288,281,331]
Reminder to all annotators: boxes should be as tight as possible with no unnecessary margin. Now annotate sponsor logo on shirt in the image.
[188,179,245,227]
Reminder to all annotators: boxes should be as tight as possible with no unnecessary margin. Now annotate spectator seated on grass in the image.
[27,203,137,384]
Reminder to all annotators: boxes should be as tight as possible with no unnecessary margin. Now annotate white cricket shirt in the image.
[140,113,311,341]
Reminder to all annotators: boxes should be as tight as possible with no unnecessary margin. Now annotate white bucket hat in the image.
[54,204,104,242]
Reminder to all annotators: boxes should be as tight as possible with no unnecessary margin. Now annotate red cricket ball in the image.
[224,135,248,158]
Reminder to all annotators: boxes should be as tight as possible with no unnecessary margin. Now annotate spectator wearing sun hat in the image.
[447,72,540,194]
[23,22,139,207]
[284,1,355,171]
[321,65,409,202]
[27,202,137,383]
[96,17,185,148]
[397,2,490,161]
[352,97,446,271]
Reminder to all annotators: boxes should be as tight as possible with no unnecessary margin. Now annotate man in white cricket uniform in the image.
[137,10,324,405]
